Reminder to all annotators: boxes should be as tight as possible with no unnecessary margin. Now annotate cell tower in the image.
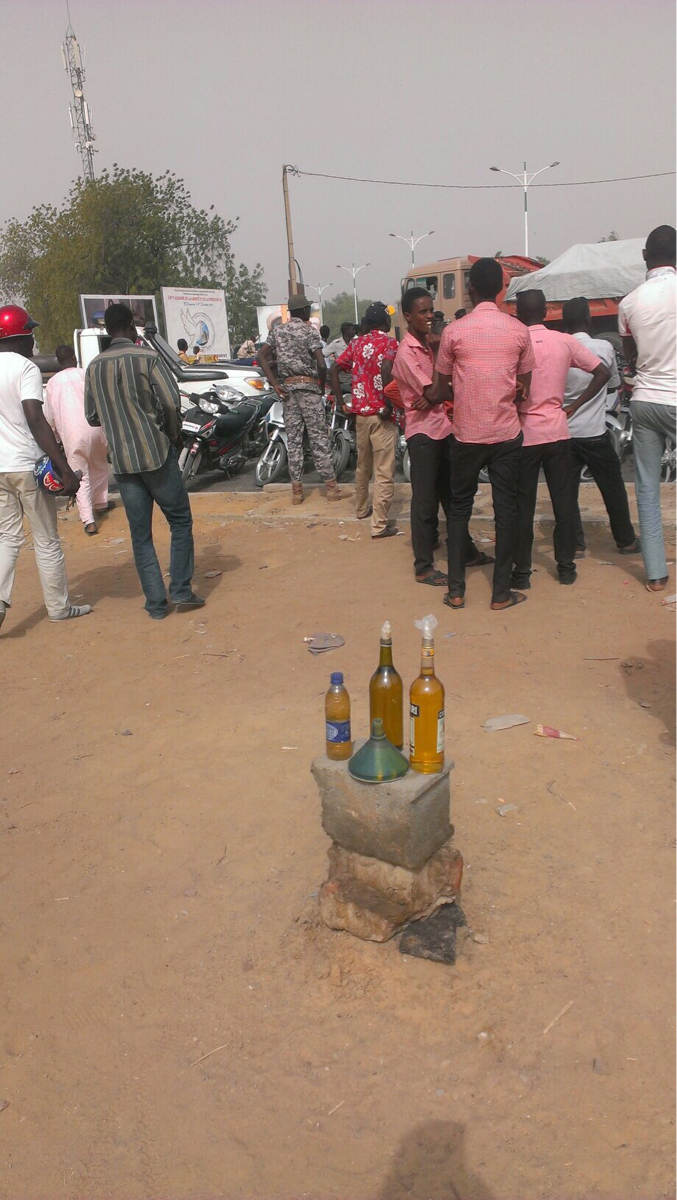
[61,13,97,181]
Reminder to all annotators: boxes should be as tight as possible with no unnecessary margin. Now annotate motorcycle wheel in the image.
[402,448,411,483]
[331,431,351,481]
[479,467,490,484]
[255,439,288,487]
[580,466,594,483]
[180,446,203,485]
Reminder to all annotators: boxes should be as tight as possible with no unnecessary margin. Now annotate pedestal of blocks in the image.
[311,752,463,943]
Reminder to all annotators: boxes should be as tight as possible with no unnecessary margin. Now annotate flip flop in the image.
[618,541,640,555]
[443,593,465,610]
[645,577,669,593]
[372,527,400,540]
[490,591,527,611]
[416,569,448,586]
[466,552,495,567]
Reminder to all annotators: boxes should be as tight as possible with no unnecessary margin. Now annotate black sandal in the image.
[443,593,465,610]
[466,551,495,567]
[490,591,527,611]
[416,568,448,586]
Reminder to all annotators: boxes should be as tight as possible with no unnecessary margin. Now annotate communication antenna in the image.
[62,5,97,181]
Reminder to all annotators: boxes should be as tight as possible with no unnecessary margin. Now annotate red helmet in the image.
[0,305,38,340]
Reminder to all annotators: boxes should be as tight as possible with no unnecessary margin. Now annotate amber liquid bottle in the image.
[325,672,353,761]
[369,621,404,749]
[409,621,445,774]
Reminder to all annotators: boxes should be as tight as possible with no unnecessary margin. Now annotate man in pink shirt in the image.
[429,258,536,611]
[393,288,491,584]
[513,290,609,588]
[45,345,111,535]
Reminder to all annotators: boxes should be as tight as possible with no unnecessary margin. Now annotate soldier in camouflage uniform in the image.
[258,295,341,505]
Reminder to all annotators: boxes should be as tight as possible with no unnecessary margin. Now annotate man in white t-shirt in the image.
[618,225,676,591]
[0,305,91,630]
[562,297,638,556]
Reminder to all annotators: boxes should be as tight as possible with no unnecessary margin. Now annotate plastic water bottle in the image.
[325,672,352,761]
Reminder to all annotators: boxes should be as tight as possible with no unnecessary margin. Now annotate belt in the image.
[283,375,319,387]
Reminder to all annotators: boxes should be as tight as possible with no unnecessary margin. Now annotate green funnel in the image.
[348,718,410,783]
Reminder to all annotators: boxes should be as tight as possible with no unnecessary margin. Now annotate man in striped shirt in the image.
[85,304,204,620]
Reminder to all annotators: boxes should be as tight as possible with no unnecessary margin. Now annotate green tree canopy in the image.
[321,291,375,339]
[598,231,619,242]
[0,166,266,350]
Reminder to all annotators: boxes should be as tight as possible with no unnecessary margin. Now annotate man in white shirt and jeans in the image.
[562,297,638,556]
[618,225,676,592]
[0,305,91,630]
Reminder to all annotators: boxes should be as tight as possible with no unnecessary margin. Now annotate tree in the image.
[535,256,550,265]
[0,166,266,350]
[598,231,619,242]
[321,291,375,338]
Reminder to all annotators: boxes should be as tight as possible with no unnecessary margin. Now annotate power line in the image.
[288,167,675,191]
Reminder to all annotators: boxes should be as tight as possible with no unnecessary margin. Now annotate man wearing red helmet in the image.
[0,306,91,629]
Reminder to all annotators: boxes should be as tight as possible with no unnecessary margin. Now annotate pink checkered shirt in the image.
[517,325,602,446]
[436,302,536,444]
[393,332,452,440]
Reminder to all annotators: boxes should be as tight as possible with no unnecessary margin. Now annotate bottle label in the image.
[437,709,445,754]
[326,719,351,744]
[410,703,419,752]
[421,646,433,659]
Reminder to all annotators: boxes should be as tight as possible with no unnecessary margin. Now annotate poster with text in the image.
[162,287,231,359]
[256,303,321,341]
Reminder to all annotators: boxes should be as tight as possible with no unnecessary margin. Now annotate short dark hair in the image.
[516,289,547,322]
[562,297,590,329]
[454,308,467,320]
[645,224,676,265]
[55,344,76,364]
[104,302,135,337]
[320,324,330,340]
[468,258,504,300]
[177,338,188,352]
[340,322,355,337]
[402,287,431,315]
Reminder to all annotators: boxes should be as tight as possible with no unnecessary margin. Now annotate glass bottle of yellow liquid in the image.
[409,615,445,774]
[325,672,353,761]
[369,621,404,749]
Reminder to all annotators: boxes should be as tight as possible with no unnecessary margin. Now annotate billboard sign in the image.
[162,287,231,359]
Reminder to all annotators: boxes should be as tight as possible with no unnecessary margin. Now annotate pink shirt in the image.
[393,332,452,441]
[44,367,108,459]
[517,326,601,446]
[436,302,535,444]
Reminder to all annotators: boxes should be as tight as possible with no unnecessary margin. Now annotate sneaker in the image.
[176,593,206,612]
[49,604,93,621]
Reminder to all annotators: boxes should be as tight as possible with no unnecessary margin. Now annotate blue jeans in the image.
[115,448,194,617]
[631,401,676,581]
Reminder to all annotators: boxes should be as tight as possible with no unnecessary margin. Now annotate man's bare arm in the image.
[313,348,327,391]
[258,343,286,399]
[565,363,611,419]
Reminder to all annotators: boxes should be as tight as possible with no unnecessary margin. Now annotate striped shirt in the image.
[84,338,182,473]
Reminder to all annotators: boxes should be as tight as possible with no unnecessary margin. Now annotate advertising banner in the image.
[256,303,321,342]
[80,294,158,330]
[162,287,231,359]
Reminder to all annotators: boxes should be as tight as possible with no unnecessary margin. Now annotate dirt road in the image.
[1,485,674,1199]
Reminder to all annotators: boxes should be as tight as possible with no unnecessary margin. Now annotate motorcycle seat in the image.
[215,407,255,436]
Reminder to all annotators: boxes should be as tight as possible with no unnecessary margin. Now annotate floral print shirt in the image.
[336,331,398,416]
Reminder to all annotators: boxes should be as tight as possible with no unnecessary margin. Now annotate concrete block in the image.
[326,840,463,911]
[311,752,453,870]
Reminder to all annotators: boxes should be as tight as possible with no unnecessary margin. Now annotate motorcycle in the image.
[255,395,351,487]
[580,375,675,483]
[178,387,274,485]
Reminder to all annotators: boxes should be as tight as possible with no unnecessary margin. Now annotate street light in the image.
[306,282,333,326]
[388,229,435,267]
[336,262,370,323]
[489,161,560,258]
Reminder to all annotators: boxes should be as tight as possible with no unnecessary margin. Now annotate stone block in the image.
[319,839,463,943]
[311,752,453,870]
[327,840,463,910]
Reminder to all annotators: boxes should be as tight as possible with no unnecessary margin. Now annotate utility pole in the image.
[282,165,301,296]
[489,160,560,258]
[306,283,333,326]
[337,263,370,323]
[62,13,97,182]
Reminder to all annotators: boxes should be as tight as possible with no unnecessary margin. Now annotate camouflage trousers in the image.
[283,389,334,482]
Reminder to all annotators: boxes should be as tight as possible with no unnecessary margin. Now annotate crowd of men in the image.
[0,224,674,630]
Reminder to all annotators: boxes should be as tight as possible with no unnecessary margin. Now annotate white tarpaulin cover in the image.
[505,239,646,302]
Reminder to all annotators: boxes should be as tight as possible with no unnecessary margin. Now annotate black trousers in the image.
[448,433,523,603]
[569,432,636,551]
[407,433,477,574]
[514,439,577,578]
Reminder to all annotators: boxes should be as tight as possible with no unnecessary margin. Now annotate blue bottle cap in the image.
[330,672,344,685]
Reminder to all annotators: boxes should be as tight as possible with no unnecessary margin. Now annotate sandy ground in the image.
[0,483,675,1200]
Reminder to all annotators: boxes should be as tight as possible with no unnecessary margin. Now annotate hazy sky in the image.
[2,0,675,310]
